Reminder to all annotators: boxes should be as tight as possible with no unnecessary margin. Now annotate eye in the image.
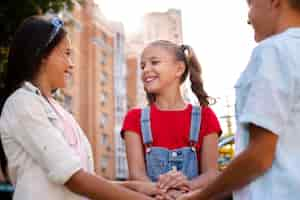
[66,51,72,57]
[140,62,145,70]
[151,60,159,65]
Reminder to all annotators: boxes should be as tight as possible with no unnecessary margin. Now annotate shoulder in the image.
[200,106,222,135]
[0,88,47,134]
[2,88,44,117]
[123,107,143,126]
[201,106,217,118]
[252,31,289,60]
[125,107,142,118]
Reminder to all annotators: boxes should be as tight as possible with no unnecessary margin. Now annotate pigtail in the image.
[181,45,211,106]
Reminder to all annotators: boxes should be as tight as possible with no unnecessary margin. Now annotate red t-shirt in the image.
[121,104,222,160]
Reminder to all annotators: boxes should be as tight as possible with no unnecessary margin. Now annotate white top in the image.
[234,28,300,200]
[0,82,94,200]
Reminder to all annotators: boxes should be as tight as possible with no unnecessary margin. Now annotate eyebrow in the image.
[142,56,160,60]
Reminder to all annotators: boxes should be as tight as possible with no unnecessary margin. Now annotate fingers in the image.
[168,189,185,199]
[170,174,189,188]
[157,173,172,191]
[158,170,190,191]
[155,193,174,200]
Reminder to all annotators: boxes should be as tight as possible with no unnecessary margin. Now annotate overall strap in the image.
[189,105,202,144]
[141,106,153,145]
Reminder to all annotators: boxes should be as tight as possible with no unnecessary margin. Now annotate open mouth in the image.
[64,70,72,79]
[143,76,158,84]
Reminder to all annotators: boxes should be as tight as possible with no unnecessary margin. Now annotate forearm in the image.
[189,148,271,200]
[114,180,148,191]
[189,169,219,190]
[65,170,152,200]
[129,171,152,182]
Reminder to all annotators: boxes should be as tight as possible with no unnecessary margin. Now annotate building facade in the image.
[110,22,128,180]
[61,0,116,179]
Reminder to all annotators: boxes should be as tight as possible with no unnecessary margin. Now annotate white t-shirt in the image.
[0,82,94,200]
[234,28,300,200]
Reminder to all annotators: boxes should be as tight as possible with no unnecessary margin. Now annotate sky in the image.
[95,0,257,133]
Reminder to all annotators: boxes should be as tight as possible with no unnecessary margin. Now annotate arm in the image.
[157,134,219,191]
[65,169,153,200]
[189,133,219,190]
[183,124,278,200]
[113,180,163,197]
[124,131,151,182]
[3,94,152,200]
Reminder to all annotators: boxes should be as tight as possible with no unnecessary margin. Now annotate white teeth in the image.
[64,72,71,78]
[65,71,72,76]
[145,77,156,83]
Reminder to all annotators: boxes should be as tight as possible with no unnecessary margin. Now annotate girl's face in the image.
[42,36,74,90]
[140,45,185,94]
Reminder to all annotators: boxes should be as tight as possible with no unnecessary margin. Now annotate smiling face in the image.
[140,45,185,95]
[41,36,74,90]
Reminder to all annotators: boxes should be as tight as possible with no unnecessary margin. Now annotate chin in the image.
[145,86,159,93]
[54,83,66,90]
[254,33,261,42]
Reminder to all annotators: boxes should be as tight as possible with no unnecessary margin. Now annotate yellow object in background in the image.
[218,134,234,171]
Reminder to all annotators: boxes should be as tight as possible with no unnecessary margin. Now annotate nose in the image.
[142,63,152,72]
[69,63,74,70]
[247,19,251,25]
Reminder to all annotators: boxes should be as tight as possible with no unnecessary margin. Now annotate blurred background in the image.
[0,0,257,196]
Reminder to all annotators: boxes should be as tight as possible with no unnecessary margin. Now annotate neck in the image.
[276,8,300,34]
[154,88,186,110]
[31,75,52,97]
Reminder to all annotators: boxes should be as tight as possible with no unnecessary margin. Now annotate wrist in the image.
[188,180,197,191]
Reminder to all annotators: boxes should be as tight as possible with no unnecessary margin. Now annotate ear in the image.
[40,57,48,66]
[175,61,186,78]
[270,0,280,9]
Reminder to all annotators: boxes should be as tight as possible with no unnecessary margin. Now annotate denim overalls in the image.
[141,105,202,182]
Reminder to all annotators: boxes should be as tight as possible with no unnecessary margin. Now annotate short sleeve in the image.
[120,108,141,138]
[201,106,222,137]
[1,91,81,185]
[239,45,292,136]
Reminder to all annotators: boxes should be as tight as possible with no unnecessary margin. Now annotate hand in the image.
[167,189,186,199]
[176,192,194,200]
[157,170,191,192]
[131,181,163,196]
[154,189,186,200]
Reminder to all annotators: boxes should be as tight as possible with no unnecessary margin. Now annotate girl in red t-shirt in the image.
[121,40,221,199]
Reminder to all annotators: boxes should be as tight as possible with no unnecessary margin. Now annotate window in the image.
[116,95,123,112]
[100,91,108,106]
[100,71,108,86]
[101,155,109,169]
[102,32,108,43]
[101,133,108,146]
[100,112,108,128]
[100,51,107,66]
[106,145,111,152]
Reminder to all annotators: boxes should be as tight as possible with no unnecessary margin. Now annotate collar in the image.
[22,81,42,96]
[284,27,300,38]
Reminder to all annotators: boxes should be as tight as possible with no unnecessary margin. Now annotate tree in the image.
[0,0,83,85]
